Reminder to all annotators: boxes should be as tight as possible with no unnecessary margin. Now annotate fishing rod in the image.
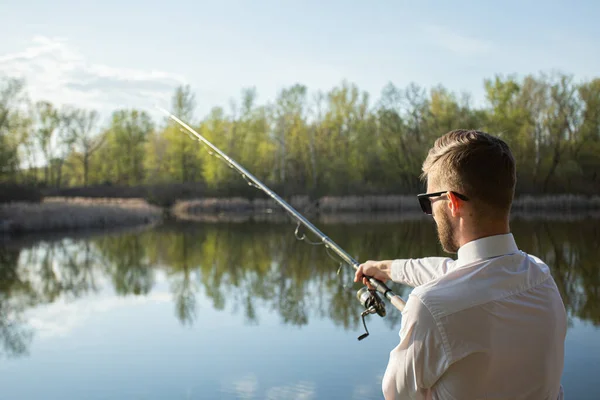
[156,106,406,340]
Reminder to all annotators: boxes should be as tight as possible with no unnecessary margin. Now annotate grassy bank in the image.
[3,194,597,236]
[0,197,162,235]
[171,195,420,216]
[511,195,600,211]
[173,194,600,217]
[175,210,431,224]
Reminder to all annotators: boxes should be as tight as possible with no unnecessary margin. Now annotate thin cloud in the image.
[0,36,186,115]
[423,24,492,56]
[65,76,179,94]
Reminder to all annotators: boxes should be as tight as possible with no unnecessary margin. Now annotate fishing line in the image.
[157,106,407,340]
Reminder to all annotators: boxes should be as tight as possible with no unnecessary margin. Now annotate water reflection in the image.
[1,217,599,358]
[0,246,33,358]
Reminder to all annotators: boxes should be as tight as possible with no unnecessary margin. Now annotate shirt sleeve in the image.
[382,295,450,400]
[390,257,454,287]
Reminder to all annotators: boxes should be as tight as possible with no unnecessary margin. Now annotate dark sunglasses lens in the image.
[419,197,432,214]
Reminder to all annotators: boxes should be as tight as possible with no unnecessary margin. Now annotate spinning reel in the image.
[356,286,386,341]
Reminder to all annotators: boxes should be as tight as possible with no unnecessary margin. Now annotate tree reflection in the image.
[117,218,600,331]
[1,216,599,358]
[94,233,155,296]
[512,217,600,326]
[0,247,33,358]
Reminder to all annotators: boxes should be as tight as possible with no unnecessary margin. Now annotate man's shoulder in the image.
[410,250,552,320]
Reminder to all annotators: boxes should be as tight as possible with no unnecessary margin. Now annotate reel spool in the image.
[356,286,386,341]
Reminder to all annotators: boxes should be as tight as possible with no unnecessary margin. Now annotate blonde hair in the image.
[421,130,516,215]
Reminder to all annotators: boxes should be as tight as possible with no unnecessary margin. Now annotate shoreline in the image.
[173,209,600,224]
[1,194,599,237]
[173,194,600,215]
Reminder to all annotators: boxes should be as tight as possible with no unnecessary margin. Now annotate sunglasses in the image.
[417,191,469,215]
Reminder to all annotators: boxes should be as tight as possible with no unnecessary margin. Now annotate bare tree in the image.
[34,101,59,185]
[53,106,78,188]
[70,109,103,186]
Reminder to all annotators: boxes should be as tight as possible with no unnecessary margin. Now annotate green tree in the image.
[97,109,153,185]
[321,81,370,193]
[272,84,309,192]
[160,85,203,183]
[576,78,600,191]
[0,78,28,182]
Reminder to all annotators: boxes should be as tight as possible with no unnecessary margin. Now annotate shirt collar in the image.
[456,233,519,265]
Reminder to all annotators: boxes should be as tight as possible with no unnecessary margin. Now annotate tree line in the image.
[1,71,599,198]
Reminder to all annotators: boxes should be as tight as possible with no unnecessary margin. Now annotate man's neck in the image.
[458,222,510,248]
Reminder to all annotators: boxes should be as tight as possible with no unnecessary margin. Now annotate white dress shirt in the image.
[382,233,567,400]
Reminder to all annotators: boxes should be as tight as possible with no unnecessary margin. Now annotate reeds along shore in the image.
[0,197,162,235]
[173,194,600,215]
[171,195,421,215]
[1,194,599,236]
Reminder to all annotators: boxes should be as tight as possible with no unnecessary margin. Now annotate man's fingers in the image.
[356,261,382,289]
[354,265,363,283]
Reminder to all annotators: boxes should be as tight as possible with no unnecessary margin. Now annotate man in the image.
[355,130,567,400]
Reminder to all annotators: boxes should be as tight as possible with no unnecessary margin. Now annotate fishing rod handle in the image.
[351,259,406,312]
[367,276,406,312]
[389,295,406,312]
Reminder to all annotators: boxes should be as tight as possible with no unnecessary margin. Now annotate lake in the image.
[0,215,598,399]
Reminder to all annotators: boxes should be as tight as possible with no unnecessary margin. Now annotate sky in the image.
[1,0,599,125]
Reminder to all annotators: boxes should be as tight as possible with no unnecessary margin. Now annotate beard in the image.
[436,209,460,253]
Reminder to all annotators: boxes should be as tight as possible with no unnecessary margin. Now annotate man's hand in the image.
[354,260,393,289]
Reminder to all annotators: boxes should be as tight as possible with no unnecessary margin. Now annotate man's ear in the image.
[446,191,462,217]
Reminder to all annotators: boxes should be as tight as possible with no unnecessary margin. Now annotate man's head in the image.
[420,130,516,253]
